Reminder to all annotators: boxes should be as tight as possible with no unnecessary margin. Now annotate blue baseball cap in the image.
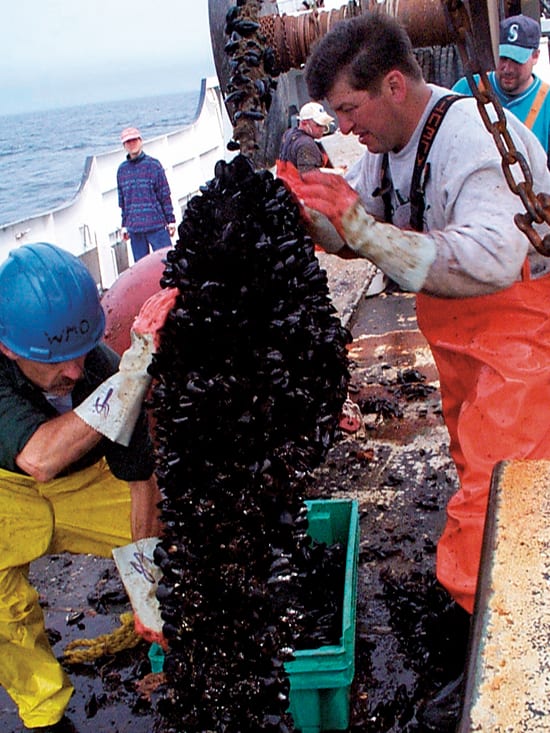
[499,14,541,64]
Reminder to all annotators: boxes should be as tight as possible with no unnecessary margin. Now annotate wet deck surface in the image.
[313,282,469,731]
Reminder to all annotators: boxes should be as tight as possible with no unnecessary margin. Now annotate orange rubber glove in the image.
[277,161,347,254]
[132,287,178,349]
[278,162,358,238]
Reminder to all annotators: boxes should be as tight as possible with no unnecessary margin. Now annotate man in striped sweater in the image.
[117,126,177,262]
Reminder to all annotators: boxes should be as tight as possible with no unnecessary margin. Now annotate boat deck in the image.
[1,125,548,731]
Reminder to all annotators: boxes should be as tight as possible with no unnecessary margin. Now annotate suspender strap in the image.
[373,94,464,230]
[479,76,550,131]
[524,81,550,130]
[373,153,393,223]
[410,93,464,231]
[477,77,489,93]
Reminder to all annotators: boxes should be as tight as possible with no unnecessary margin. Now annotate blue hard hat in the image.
[0,242,106,363]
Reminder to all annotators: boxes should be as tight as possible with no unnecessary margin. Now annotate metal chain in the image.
[443,0,550,255]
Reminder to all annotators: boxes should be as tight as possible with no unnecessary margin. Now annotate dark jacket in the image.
[0,343,155,480]
[279,127,331,172]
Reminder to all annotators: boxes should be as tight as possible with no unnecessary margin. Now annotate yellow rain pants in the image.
[0,458,132,728]
[416,266,550,614]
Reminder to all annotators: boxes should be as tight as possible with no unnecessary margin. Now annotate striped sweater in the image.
[117,152,175,232]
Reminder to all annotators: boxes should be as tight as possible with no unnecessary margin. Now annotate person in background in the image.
[117,126,177,262]
[453,14,550,165]
[278,11,550,729]
[0,242,167,732]
[278,100,386,294]
[278,101,335,173]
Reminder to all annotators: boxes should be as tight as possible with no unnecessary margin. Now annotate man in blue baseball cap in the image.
[499,13,541,63]
[453,14,550,166]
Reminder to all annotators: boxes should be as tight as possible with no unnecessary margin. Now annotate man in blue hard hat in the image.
[0,243,167,732]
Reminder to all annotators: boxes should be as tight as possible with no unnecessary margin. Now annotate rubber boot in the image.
[417,672,464,732]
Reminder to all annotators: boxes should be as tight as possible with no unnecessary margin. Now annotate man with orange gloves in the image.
[278,12,550,636]
[0,242,175,732]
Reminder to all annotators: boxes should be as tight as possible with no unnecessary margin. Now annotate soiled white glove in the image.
[74,331,154,447]
[278,162,436,292]
[304,206,346,254]
[340,197,436,292]
[75,287,178,446]
[112,537,165,646]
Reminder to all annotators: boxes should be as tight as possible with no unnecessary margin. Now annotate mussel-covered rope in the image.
[149,154,351,732]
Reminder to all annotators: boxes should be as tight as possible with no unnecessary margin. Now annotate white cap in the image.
[298,102,334,128]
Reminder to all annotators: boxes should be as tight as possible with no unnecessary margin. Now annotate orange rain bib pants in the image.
[416,267,550,614]
[0,459,132,728]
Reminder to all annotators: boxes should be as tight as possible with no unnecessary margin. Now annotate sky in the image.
[1,0,217,115]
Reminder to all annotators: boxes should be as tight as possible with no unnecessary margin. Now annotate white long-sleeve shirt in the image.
[346,84,550,297]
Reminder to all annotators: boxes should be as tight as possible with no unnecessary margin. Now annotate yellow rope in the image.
[63,612,142,664]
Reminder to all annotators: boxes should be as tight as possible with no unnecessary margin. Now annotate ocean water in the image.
[0,90,200,228]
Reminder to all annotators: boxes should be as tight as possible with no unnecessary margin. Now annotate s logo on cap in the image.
[507,23,520,43]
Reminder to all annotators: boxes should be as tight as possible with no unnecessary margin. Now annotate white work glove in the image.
[112,537,166,647]
[304,206,347,254]
[277,162,436,292]
[74,331,154,446]
[74,288,178,446]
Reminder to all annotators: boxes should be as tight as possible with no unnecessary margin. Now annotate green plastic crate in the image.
[286,499,360,733]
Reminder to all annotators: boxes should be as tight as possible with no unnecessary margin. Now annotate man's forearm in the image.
[16,411,103,482]
[130,474,163,540]
[341,199,436,292]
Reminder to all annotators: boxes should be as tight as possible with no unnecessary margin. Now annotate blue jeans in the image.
[129,228,172,261]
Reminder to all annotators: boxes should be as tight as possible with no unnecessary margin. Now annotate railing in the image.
[0,77,233,290]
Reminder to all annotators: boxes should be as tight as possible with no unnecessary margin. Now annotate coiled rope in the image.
[63,612,142,664]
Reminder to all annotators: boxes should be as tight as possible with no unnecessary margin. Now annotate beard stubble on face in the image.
[48,377,78,396]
